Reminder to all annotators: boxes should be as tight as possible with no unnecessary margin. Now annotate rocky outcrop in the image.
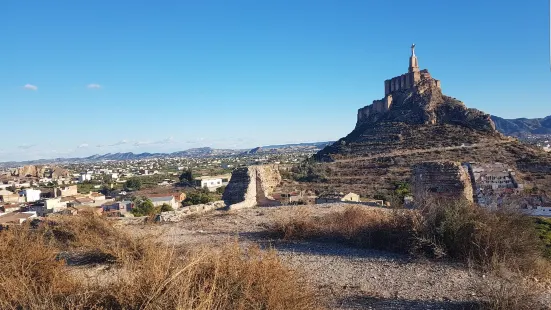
[356,71,495,132]
[156,201,225,222]
[316,76,502,161]
[411,161,473,204]
[222,165,281,210]
[11,165,70,179]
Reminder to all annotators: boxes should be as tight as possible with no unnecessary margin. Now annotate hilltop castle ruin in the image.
[357,45,441,124]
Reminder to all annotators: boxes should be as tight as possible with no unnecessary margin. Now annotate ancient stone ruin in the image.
[357,44,442,124]
[316,44,498,162]
[411,161,474,204]
[156,201,225,222]
[222,164,281,210]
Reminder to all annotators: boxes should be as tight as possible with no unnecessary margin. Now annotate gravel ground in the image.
[120,204,549,309]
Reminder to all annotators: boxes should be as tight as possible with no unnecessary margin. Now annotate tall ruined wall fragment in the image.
[255,164,282,207]
[222,165,281,210]
[411,161,474,204]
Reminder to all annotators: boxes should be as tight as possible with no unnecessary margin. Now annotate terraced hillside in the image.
[299,70,551,200]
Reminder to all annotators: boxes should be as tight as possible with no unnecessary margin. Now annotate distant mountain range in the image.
[0,142,333,167]
[491,115,551,136]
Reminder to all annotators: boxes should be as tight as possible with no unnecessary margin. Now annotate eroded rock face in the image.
[316,77,502,161]
[411,161,473,203]
[222,164,281,210]
[11,165,70,179]
[356,75,495,132]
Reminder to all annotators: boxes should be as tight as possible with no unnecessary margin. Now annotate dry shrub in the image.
[0,226,81,309]
[40,213,147,265]
[416,200,546,274]
[272,202,549,275]
[102,244,319,310]
[0,216,320,310]
[478,278,548,310]
[272,206,417,253]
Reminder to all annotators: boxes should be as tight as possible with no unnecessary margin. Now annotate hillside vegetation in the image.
[0,215,319,310]
[271,200,551,309]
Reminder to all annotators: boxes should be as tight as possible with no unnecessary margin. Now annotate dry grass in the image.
[271,202,550,275]
[272,206,417,254]
[415,200,548,275]
[478,278,548,310]
[271,203,551,309]
[0,214,320,310]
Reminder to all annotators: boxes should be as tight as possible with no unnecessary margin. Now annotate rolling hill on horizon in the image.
[491,115,551,136]
[0,142,333,167]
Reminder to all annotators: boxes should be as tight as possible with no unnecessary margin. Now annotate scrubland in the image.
[0,214,319,310]
[1,201,550,309]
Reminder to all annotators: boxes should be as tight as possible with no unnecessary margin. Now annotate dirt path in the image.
[122,204,498,309]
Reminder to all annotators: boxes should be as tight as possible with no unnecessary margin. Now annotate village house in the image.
[102,200,134,217]
[0,189,21,203]
[79,173,92,183]
[57,185,78,197]
[89,192,106,201]
[1,203,21,214]
[22,188,41,202]
[316,192,360,204]
[149,195,179,210]
[193,175,231,192]
[29,197,67,217]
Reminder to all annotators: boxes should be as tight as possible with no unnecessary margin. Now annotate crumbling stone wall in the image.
[255,165,282,206]
[156,201,225,222]
[222,165,281,210]
[412,161,474,204]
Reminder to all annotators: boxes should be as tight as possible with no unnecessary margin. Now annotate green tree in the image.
[179,169,194,185]
[182,190,214,206]
[157,203,174,213]
[215,185,226,195]
[125,178,142,191]
[393,181,411,200]
[131,198,156,217]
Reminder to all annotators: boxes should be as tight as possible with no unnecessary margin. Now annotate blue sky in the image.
[1,0,550,161]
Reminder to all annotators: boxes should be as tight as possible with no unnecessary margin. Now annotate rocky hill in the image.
[491,115,551,136]
[316,76,502,161]
[305,47,551,199]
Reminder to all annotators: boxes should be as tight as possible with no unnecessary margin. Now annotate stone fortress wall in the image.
[357,45,441,125]
[411,161,474,203]
[222,164,281,210]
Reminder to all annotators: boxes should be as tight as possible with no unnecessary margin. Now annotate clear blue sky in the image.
[1,0,550,161]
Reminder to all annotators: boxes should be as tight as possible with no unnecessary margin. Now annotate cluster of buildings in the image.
[465,162,523,208]
[0,173,193,225]
[412,161,551,217]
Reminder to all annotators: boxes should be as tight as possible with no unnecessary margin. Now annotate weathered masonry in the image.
[222,164,281,210]
[357,44,442,123]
